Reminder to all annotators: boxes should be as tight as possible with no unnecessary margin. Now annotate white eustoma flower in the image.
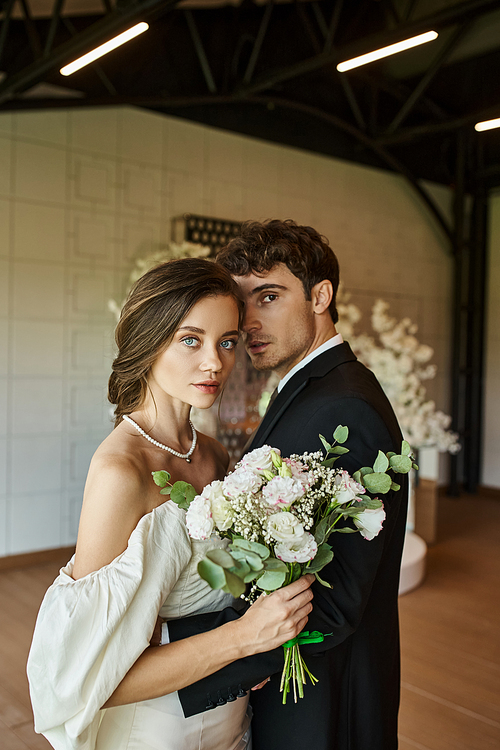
[223,469,263,498]
[353,505,386,540]
[240,445,276,474]
[267,512,304,543]
[185,495,214,540]
[262,476,305,508]
[211,496,234,531]
[333,470,366,505]
[275,532,318,563]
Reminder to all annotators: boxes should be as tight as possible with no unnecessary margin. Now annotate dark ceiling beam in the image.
[243,0,274,84]
[0,0,180,105]
[234,0,499,98]
[376,103,500,144]
[385,20,473,135]
[0,89,452,243]
[19,0,43,60]
[338,72,366,131]
[0,0,16,67]
[44,0,66,58]
[62,15,117,96]
[322,0,344,54]
[184,10,217,94]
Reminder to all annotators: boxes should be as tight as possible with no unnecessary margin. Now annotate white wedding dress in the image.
[27,501,251,750]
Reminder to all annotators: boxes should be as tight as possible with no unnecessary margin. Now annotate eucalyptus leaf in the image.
[363,472,392,494]
[159,487,172,495]
[361,496,383,509]
[401,440,412,456]
[319,434,332,453]
[206,548,236,569]
[389,455,412,474]
[391,481,401,492]
[198,558,226,590]
[314,571,333,588]
[257,569,287,591]
[244,551,265,571]
[306,543,333,573]
[386,452,396,459]
[331,446,350,455]
[230,538,269,559]
[170,481,197,509]
[335,527,358,533]
[333,425,349,444]
[314,513,335,545]
[321,457,339,469]
[152,470,171,487]
[373,450,389,474]
[353,470,362,484]
[359,466,373,476]
[223,569,246,598]
[263,557,288,573]
[244,569,262,583]
[412,463,419,471]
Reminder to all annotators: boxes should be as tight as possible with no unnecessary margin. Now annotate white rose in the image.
[262,476,305,508]
[275,532,318,563]
[211,496,234,531]
[353,505,386,540]
[185,495,214,540]
[240,445,276,473]
[333,470,366,505]
[223,469,263,498]
[267,512,304,543]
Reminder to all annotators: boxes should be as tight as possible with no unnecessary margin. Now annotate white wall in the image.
[0,106,454,557]
[483,191,500,488]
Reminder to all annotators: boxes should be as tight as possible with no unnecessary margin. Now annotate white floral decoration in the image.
[337,287,460,454]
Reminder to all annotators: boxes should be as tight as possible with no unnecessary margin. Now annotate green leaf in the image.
[359,466,373,476]
[412,463,419,471]
[230,538,270,560]
[223,570,246,598]
[353,470,362,484]
[389,455,412,474]
[198,558,226,590]
[257,569,287,591]
[314,513,336,545]
[363,472,392,494]
[331,446,350,455]
[306,543,333,573]
[159,487,172,495]
[288,562,302,583]
[356,496,383,509]
[401,440,412,456]
[373,450,389,474]
[335,527,358,533]
[321,456,339,468]
[243,569,262,584]
[333,425,349,444]
[391,481,401,492]
[152,470,171,487]
[170,481,197,510]
[314,571,333,588]
[319,434,332,454]
[206,548,236,569]
[386,452,396,459]
[263,557,288,574]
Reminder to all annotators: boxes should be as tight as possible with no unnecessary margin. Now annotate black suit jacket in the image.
[168,343,408,750]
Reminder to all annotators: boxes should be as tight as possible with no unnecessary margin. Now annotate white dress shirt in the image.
[277,333,344,393]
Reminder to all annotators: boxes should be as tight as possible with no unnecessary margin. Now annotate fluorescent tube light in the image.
[337,30,438,72]
[60,22,149,76]
[475,117,500,132]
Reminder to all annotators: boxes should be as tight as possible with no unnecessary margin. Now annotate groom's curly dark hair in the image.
[216,219,340,324]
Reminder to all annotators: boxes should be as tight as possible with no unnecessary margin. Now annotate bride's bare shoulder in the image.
[196,432,230,474]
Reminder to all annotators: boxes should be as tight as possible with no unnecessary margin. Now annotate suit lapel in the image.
[248,342,357,450]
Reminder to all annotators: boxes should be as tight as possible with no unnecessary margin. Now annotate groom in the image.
[168,219,408,750]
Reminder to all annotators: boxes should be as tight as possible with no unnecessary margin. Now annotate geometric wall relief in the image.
[123,166,160,215]
[71,329,109,373]
[72,273,109,316]
[122,222,157,262]
[11,435,62,495]
[70,384,111,429]
[74,158,111,205]
[72,214,113,263]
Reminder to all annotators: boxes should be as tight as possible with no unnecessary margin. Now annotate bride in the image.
[27,258,313,750]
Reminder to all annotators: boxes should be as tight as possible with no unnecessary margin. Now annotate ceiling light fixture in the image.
[337,30,439,72]
[475,117,500,132]
[60,22,149,76]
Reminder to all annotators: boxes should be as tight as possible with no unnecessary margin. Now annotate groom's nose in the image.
[241,302,261,332]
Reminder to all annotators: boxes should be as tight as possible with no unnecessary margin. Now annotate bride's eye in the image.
[181,337,198,347]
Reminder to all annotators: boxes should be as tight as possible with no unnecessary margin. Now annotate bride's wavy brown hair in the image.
[108,258,243,426]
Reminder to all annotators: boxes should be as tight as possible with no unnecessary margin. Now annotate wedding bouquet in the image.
[153,427,415,703]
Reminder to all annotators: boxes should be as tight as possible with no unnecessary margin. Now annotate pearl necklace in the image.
[123,415,197,462]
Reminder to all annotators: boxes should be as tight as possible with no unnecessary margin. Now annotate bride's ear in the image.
[311,280,333,315]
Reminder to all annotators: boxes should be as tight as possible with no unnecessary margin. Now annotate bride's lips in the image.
[193,381,220,394]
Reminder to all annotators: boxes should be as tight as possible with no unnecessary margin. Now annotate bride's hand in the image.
[237,574,314,656]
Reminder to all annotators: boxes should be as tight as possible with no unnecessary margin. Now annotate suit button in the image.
[227,690,236,702]
[236,684,247,697]
[205,693,215,710]
[216,691,226,706]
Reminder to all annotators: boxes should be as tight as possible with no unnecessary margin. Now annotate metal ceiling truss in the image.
[0,0,498,493]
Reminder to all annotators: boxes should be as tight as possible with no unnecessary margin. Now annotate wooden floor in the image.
[1,494,499,750]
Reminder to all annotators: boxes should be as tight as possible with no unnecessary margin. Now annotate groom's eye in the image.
[262,293,278,303]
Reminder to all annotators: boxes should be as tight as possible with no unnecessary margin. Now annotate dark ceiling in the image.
[1,0,500,192]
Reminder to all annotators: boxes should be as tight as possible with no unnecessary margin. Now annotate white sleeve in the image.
[27,503,191,750]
